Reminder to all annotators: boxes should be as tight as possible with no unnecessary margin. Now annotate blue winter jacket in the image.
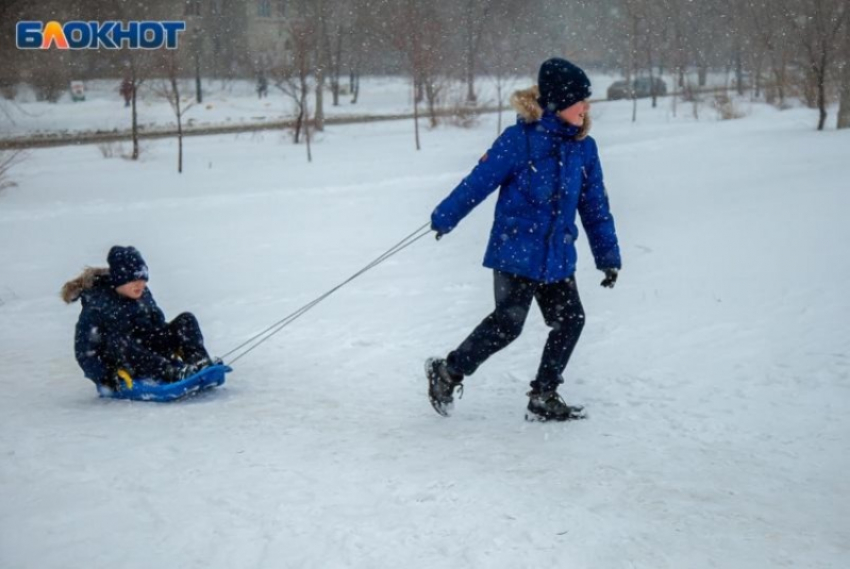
[431,111,621,283]
[70,271,167,385]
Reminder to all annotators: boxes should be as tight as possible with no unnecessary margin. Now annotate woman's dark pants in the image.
[446,270,585,394]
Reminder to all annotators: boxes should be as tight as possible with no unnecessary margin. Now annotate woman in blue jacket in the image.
[62,246,216,390]
[427,58,621,421]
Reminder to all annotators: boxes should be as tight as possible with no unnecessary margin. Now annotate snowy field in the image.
[0,71,734,140]
[1,97,849,568]
[1,75,526,139]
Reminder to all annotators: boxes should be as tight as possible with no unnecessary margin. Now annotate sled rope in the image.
[222,221,433,365]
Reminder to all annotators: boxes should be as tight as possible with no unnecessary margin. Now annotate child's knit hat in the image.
[537,57,592,112]
[108,246,149,287]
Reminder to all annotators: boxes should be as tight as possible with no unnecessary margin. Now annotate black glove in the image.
[600,268,618,288]
[432,224,446,241]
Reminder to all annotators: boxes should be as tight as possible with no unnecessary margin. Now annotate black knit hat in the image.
[537,57,592,112]
[108,246,149,287]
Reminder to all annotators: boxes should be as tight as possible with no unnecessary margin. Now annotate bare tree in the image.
[645,16,660,108]
[192,32,205,104]
[838,18,850,128]
[314,0,351,108]
[665,0,691,95]
[347,0,382,105]
[272,18,316,162]
[459,0,498,104]
[0,0,24,100]
[619,0,645,122]
[0,150,27,192]
[786,0,849,130]
[482,34,512,135]
[327,23,347,106]
[740,0,794,105]
[126,55,148,161]
[313,0,327,132]
[112,1,154,161]
[385,0,446,148]
[153,52,195,174]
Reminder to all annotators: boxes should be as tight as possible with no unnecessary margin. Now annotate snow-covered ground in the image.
[1,97,848,568]
[0,71,734,140]
[1,75,526,139]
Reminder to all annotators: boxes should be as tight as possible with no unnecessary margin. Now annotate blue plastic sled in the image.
[97,364,232,402]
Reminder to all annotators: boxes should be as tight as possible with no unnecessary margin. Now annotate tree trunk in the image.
[464,0,477,104]
[173,76,183,173]
[304,94,312,162]
[735,48,744,96]
[671,82,677,118]
[195,52,203,104]
[415,77,424,104]
[426,81,438,128]
[351,70,359,104]
[131,79,140,160]
[769,64,782,105]
[839,79,850,128]
[314,66,325,132]
[817,53,828,130]
[294,107,303,144]
[751,50,763,99]
[648,44,658,108]
[630,16,638,123]
[496,75,503,135]
[837,29,850,128]
[413,82,421,151]
[177,115,183,174]
[465,61,476,104]
[331,27,343,107]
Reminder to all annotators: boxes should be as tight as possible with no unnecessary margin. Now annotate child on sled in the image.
[62,246,219,390]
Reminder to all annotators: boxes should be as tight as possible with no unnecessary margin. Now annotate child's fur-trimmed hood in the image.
[510,85,591,140]
[61,267,109,303]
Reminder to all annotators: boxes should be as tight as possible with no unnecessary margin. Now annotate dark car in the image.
[607,77,668,100]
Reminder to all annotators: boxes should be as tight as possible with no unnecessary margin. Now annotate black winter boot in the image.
[163,362,199,384]
[526,390,586,422]
[191,356,223,370]
[425,358,464,417]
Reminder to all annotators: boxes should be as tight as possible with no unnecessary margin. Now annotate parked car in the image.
[607,77,668,100]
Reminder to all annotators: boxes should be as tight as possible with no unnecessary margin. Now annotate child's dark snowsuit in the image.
[62,251,211,388]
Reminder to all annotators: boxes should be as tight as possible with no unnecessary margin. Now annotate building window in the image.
[258,0,271,17]
[277,0,287,17]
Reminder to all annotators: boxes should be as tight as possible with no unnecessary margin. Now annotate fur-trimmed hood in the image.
[510,85,591,140]
[61,267,110,303]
